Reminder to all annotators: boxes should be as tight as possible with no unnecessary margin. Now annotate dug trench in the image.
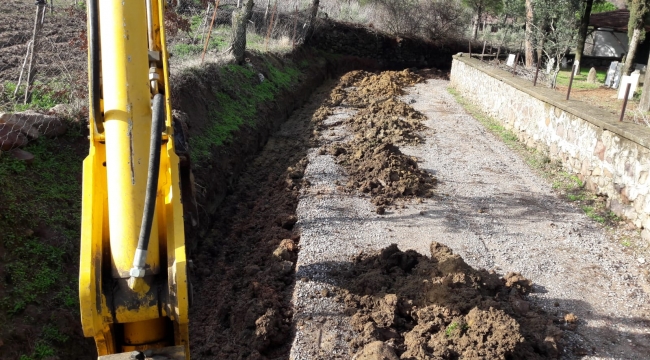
[185,63,569,359]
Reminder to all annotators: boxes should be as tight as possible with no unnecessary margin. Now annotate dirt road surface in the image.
[290,77,650,359]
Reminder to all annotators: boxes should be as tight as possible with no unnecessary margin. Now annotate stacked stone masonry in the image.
[450,56,650,229]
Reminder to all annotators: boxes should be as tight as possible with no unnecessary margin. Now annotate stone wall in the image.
[450,55,650,230]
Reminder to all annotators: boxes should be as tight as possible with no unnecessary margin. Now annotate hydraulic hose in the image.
[88,0,102,133]
[130,93,165,278]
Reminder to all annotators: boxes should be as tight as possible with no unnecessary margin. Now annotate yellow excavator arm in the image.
[79,0,191,358]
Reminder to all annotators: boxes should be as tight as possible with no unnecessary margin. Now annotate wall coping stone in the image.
[453,55,650,150]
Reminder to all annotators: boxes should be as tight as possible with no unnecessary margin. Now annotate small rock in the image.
[273,246,291,261]
[0,125,28,151]
[279,260,293,275]
[280,215,298,230]
[376,206,385,215]
[321,289,329,297]
[564,313,578,323]
[10,149,34,164]
[301,277,308,282]
[642,229,650,242]
[638,258,646,264]
[354,341,399,360]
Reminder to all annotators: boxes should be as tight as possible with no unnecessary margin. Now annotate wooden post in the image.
[264,1,277,51]
[533,55,541,86]
[24,2,47,104]
[620,83,632,122]
[201,0,220,65]
[566,63,577,100]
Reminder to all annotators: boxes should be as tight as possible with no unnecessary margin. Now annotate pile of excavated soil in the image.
[330,243,564,360]
[317,69,437,210]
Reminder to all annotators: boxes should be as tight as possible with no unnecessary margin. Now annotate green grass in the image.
[1,81,72,112]
[448,86,624,228]
[555,69,607,90]
[0,135,84,357]
[171,26,230,58]
[445,322,459,337]
[189,61,302,163]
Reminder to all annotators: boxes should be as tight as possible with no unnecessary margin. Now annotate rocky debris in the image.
[504,271,533,294]
[329,243,564,359]
[0,109,68,152]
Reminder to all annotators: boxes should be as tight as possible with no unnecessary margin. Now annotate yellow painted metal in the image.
[79,0,190,358]
[123,318,167,347]
[158,0,191,354]
[99,0,160,279]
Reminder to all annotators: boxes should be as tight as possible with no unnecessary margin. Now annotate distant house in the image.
[585,9,650,63]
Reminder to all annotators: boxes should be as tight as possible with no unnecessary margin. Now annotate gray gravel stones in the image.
[290,78,650,359]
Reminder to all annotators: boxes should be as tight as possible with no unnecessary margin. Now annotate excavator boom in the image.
[79,0,191,358]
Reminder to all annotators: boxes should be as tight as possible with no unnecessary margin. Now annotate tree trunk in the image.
[24,2,46,104]
[524,0,534,68]
[575,0,593,75]
[623,26,642,76]
[639,49,650,111]
[231,0,254,64]
[304,0,320,41]
[264,0,271,23]
[471,13,479,40]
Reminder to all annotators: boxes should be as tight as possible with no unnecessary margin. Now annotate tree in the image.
[525,0,534,67]
[639,48,650,110]
[623,0,649,76]
[230,0,254,64]
[304,0,320,41]
[529,0,581,87]
[461,0,503,39]
[575,0,594,74]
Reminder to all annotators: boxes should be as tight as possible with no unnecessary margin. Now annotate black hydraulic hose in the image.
[133,94,165,274]
[88,0,102,133]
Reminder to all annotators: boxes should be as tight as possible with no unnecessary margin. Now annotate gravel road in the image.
[289,78,650,359]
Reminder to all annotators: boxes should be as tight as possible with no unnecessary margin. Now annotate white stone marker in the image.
[617,71,641,100]
[605,61,618,87]
[506,54,516,67]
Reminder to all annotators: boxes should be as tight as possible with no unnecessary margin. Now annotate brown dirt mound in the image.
[317,69,436,209]
[329,70,424,107]
[332,243,564,359]
[332,142,436,207]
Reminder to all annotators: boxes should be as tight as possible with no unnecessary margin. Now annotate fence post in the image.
[533,56,541,86]
[201,0,220,65]
[480,41,486,61]
[566,63,576,100]
[620,83,632,122]
[24,1,47,104]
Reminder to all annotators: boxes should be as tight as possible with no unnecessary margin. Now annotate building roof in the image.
[590,9,650,32]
